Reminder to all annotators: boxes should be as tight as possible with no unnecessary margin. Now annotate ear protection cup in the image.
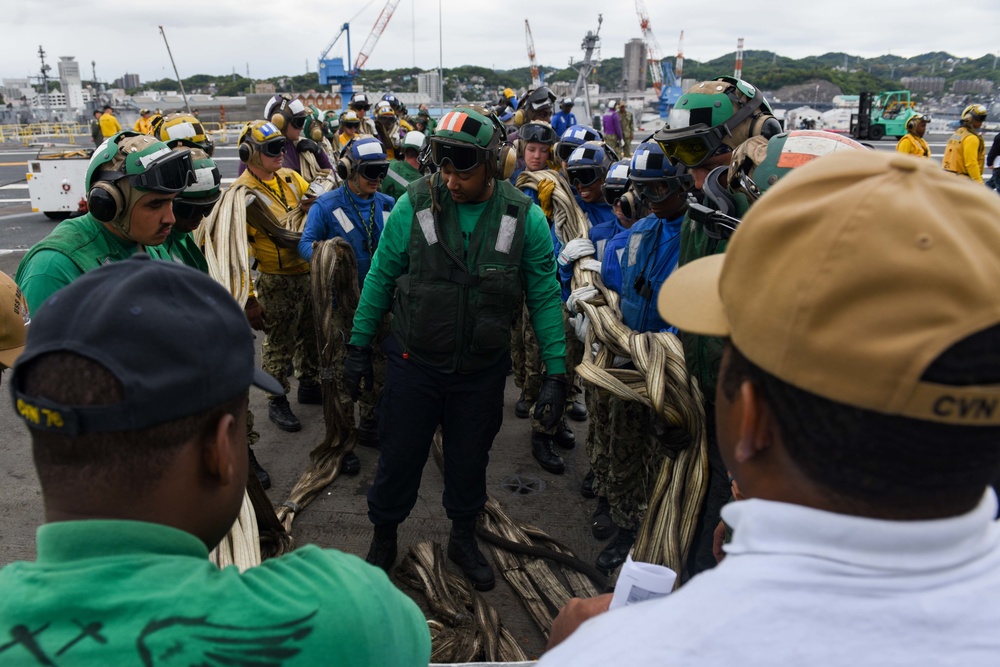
[238,141,253,163]
[497,143,517,181]
[749,114,783,140]
[513,109,527,127]
[619,189,640,221]
[270,112,286,131]
[309,125,323,142]
[87,181,125,223]
[336,145,356,180]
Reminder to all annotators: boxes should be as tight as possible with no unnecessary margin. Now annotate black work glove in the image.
[533,374,569,431]
[343,344,374,401]
[244,296,266,331]
[297,138,323,158]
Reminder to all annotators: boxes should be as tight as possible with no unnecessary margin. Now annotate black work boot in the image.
[297,383,322,405]
[366,523,398,573]
[448,518,495,591]
[581,469,597,499]
[554,417,576,449]
[514,392,530,419]
[268,396,302,432]
[357,417,379,448]
[591,496,615,540]
[567,399,588,422]
[531,431,565,474]
[341,451,360,475]
[596,526,636,574]
[248,446,271,490]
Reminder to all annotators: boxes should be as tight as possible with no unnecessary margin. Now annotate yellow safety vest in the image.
[896,133,930,158]
[942,126,985,183]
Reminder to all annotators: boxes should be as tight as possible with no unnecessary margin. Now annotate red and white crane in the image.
[353,0,401,73]
[635,0,664,93]
[525,19,542,88]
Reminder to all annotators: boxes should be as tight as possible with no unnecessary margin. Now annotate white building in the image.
[2,78,32,105]
[417,71,442,104]
[58,56,84,111]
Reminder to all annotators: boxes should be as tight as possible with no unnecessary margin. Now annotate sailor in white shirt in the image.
[541,151,1000,667]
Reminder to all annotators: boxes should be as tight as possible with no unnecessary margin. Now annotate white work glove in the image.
[557,238,596,267]
[566,284,599,313]
[579,258,603,274]
[572,313,590,344]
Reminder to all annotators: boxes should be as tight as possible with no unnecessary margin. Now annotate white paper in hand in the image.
[608,555,677,610]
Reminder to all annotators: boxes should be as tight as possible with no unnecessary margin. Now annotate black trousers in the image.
[367,334,507,526]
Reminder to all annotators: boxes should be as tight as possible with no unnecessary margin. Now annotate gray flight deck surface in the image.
[0,133,968,658]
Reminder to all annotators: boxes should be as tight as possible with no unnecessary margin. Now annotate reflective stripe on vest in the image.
[332,207,354,234]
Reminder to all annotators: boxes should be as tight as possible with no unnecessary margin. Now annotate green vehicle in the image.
[851,90,919,141]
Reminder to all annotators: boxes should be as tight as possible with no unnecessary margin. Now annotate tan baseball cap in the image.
[0,271,29,368]
[658,150,1000,425]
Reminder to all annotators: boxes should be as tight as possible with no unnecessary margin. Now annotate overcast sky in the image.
[3,0,998,86]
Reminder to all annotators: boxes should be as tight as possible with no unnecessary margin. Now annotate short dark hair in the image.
[720,325,1000,517]
[103,105,112,111]
[22,352,244,496]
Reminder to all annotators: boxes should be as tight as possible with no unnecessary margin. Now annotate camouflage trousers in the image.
[590,393,662,530]
[329,305,388,426]
[584,381,611,495]
[524,302,584,434]
[247,408,260,447]
[256,272,319,400]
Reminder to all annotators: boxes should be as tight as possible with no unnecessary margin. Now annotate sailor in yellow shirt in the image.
[942,104,988,183]
[99,105,122,138]
[133,109,153,134]
[232,120,328,439]
[338,110,362,148]
[896,113,931,158]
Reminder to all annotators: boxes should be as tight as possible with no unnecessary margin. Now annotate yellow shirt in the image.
[233,168,311,275]
[133,116,153,134]
[896,133,930,158]
[942,126,985,183]
[99,112,122,138]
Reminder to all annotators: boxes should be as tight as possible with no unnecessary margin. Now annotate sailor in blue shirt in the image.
[551,98,578,138]
[300,136,395,449]
[300,137,395,287]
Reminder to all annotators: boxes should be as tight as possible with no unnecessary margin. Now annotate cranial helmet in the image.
[654,76,781,167]
[153,113,215,156]
[86,131,194,235]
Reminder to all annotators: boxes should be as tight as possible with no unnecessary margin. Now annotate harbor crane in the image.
[525,20,542,88]
[569,14,602,121]
[634,0,684,117]
[317,0,401,97]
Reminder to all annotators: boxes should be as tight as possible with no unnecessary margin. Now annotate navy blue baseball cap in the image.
[11,255,282,434]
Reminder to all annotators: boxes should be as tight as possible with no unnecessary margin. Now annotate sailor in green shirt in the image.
[16,131,191,312]
[380,130,427,201]
[163,145,220,273]
[1,256,431,666]
[344,106,569,592]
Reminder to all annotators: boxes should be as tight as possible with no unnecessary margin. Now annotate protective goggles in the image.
[358,161,390,181]
[520,123,558,145]
[253,136,285,158]
[656,124,730,168]
[343,122,361,130]
[631,175,691,203]
[602,184,627,204]
[172,197,217,221]
[567,165,604,187]
[118,149,196,193]
[429,139,489,172]
[554,141,582,163]
[290,115,307,130]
